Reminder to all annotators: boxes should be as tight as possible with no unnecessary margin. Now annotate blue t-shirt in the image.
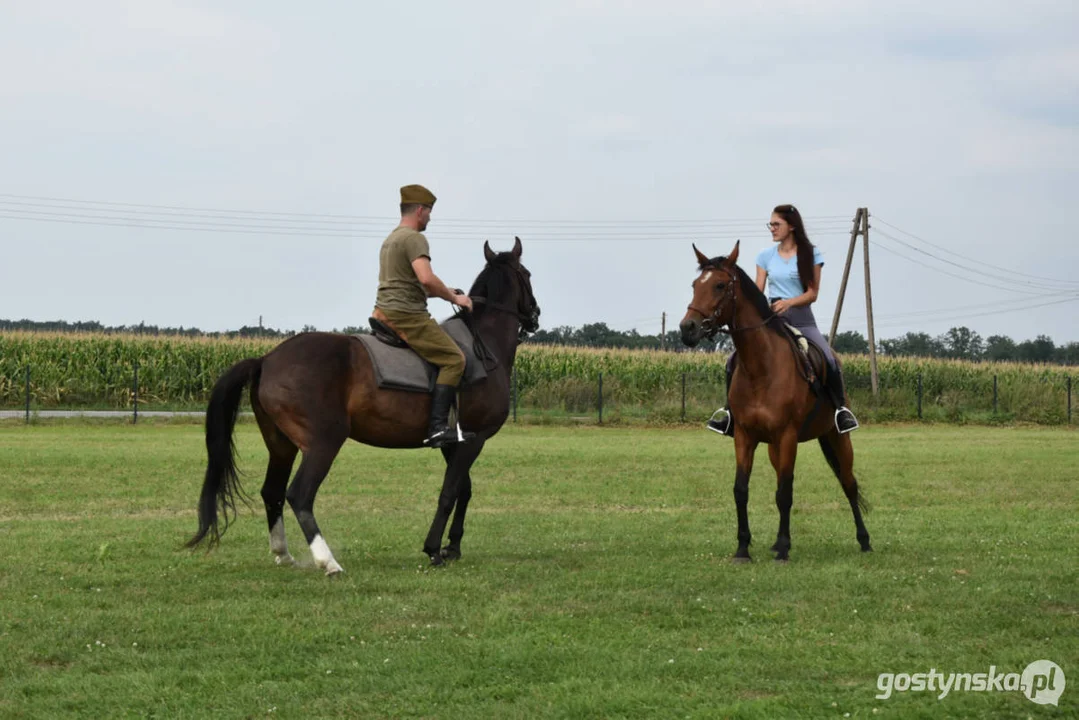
[755,245,824,299]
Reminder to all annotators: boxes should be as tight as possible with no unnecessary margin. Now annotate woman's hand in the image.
[770,299,792,315]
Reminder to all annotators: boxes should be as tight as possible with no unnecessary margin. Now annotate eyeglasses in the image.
[766,222,782,230]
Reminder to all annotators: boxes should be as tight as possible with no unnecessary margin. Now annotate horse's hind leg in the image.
[822,430,872,552]
[286,434,348,575]
[256,417,299,565]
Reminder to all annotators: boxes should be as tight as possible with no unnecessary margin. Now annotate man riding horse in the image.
[372,184,476,448]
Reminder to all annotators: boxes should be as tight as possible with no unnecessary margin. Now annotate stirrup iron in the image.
[835,407,859,434]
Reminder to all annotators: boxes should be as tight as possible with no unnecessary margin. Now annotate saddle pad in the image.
[354,317,489,393]
[782,322,828,387]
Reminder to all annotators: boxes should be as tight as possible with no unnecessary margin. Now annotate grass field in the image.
[0,423,1075,718]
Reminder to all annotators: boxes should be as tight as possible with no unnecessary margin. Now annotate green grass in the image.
[0,424,1076,719]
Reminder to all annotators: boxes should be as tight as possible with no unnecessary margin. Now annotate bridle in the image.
[686,265,775,339]
[454,262,540,369]
[469,264,539,333]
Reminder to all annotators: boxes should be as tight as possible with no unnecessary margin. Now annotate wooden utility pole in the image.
[661,312,667,350]
[862,210,879,395]
[829,208,863,343]
[829,207,879,395]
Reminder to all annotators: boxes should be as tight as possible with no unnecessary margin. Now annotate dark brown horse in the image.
[186,238,540,574]
[680,241,871,562]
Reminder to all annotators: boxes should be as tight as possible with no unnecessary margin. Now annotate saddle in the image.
[780,323,828,393]
[353,316,490,393]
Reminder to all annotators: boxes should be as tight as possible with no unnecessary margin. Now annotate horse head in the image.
[475,236,541,338]
[680,241,740,347]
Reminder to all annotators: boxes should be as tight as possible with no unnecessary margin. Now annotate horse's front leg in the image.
[423,439,485,566]
[771,431,799,562]
[732,430,759,563]
[442,438,485,562]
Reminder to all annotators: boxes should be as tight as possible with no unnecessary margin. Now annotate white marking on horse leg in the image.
[310,534,344,575]
[268,517,294,565]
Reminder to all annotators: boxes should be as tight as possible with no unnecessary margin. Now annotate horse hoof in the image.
[428,553,445,567]
[774,557,790,564]
[273,553,295,566]
[732,555,752,565]
[440,547,461,562]
[324,564,344,577]
[861,544,874,553]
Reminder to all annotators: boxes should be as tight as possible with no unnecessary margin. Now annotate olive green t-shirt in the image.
[375,226,431,314]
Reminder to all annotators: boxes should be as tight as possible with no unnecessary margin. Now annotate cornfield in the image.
[0,332,1073,424]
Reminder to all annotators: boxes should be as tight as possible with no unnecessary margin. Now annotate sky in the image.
[1,1,1077,344]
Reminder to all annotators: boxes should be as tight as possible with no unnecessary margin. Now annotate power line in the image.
[841,291,1079,324]
[863,295,1079,330]
[871,234,1048,296]
[0,193,851,229]
[873,228,1077,293]
[873,215,1079,287]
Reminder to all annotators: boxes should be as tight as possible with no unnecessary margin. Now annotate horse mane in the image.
[705,256,782,335]
[468,252,518,310]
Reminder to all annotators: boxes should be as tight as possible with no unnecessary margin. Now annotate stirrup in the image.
[835,407,859,434]
[423,423,475,448]
[706,407,733,436]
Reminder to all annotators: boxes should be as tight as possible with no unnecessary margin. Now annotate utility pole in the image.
[862,210,879,396]
[829,207,879,395]
[829,208,862,344]
[661,312,666,350]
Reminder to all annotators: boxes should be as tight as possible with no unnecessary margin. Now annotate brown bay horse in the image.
[680,241,871,562]
[186,238,540,574]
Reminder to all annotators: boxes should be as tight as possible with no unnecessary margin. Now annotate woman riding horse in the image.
[707,204,858,437]
[681,238,871,562]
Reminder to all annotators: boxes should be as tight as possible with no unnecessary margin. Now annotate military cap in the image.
[400,184,437,207]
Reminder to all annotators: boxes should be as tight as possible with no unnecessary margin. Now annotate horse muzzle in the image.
[680,319,702,347]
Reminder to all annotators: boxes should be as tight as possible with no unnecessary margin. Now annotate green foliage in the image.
[1,332,1074,424]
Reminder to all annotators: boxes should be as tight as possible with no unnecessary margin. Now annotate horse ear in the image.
[692,243,710,267]
[727,240,740,265]
[484,240,496,262]
[512,236,522,258]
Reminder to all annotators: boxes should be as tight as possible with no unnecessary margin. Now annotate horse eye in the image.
[715,282,726,290]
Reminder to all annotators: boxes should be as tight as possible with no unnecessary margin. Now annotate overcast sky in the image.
[2,1,1077,343]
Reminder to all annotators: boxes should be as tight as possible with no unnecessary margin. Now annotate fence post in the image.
[917,373,923,420]
[993,374,998,414]
[512,367,517,423]
[25,366,30,425]
[598,372,603,425]
[133,358,139,425]
[681,372,686,423]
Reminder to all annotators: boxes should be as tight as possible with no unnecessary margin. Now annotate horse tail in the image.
[818,436,871,515]
[186,357,263,549]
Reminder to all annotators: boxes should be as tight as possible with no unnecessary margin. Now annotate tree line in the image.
[1,318,1076,366]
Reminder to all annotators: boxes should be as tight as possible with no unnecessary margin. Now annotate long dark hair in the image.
[774,204,816,293]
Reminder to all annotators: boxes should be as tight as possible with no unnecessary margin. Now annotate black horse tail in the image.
[818,436,871,515]
[186,358,263,549]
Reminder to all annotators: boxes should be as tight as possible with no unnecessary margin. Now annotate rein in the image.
[687,266,776,339]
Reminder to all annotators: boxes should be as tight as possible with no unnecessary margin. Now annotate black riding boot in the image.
[828,371,859,434]
[424,384,475,448]
[706,363,736,437]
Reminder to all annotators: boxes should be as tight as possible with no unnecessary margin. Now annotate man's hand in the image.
[454,292,473,312]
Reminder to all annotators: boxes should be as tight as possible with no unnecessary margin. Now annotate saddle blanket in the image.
[354,317,489,393]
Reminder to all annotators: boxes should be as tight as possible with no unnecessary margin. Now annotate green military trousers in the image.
[373,307,465,386]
